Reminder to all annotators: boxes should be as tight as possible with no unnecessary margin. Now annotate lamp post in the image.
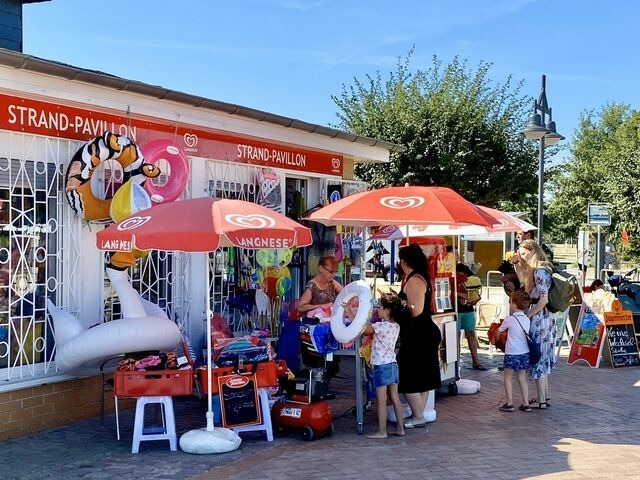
[520,75,564,245]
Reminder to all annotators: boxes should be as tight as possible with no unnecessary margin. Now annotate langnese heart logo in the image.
[183,133,198,148]
[225,213,276,229]
[117,216,151,231]
[379,196,425,209]
[331,157,341,170]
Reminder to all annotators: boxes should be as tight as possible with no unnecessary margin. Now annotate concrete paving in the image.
[2,345,640,480]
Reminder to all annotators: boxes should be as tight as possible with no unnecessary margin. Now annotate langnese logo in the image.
[224,213,276,229]
[379,196,425,209]
[183,133,198,152]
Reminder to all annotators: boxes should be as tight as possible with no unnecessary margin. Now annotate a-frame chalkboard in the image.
[604,300,640,368]
[218,373,261,428]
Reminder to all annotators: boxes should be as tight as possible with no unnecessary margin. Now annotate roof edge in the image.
[0,49,406,154]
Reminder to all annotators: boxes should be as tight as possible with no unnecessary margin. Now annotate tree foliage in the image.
[331,52,538,208]
[547,103,640,257]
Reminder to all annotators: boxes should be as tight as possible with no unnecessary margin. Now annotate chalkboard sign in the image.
[218,373,261,428]
[604,300,640,368]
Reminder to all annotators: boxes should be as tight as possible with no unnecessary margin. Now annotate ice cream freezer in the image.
[433,312,459,394]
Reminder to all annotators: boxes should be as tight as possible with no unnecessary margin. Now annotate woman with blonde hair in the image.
[513,239,556,409]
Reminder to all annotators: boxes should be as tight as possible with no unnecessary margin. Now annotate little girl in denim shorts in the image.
[361,294,408,438]
[498,290,533,413]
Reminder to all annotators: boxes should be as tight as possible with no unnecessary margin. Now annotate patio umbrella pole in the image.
[179,253,242,454]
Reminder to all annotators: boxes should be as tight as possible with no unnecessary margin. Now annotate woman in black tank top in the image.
[396,244,441,428]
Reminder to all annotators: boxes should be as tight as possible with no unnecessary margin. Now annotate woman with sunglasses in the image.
[298,255,343,321]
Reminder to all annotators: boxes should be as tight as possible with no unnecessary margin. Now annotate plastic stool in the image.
[232,388,274,441]
[131,396,177,453]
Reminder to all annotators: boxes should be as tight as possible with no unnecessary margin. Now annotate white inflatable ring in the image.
[141,139,189,204]
[330,280,371,343]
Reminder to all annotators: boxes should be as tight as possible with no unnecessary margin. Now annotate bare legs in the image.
[503,368,514,405]
[503,368,530,407]
[403,391,427,425]
[534,375,549,405]
[466,330,481,367]
[367,384,405,439]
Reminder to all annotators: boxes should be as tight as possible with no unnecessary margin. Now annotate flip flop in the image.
[403,420,427,429]
[472,364,488,371]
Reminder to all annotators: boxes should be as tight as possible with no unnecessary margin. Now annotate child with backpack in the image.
[498,289,532,413]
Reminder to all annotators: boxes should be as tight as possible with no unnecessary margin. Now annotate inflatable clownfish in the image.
[64,132,161,223]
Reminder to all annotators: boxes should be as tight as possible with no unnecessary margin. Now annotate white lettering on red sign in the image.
[7,104,137,140]
[236,143,306,168]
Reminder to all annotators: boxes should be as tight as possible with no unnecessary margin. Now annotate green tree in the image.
[547,104,640,257]
[332,52,538,209]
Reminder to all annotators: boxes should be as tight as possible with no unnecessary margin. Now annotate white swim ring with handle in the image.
[330,280,371,343]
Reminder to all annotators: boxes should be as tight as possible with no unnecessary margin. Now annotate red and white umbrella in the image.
[96,197,312,454]
[306,185,497,228]
[97,197,312,252]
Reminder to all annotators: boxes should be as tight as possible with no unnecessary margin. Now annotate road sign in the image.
[588,203,611,226]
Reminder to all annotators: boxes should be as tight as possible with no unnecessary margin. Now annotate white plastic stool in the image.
[131,396,177,453]
[231,387,274,441]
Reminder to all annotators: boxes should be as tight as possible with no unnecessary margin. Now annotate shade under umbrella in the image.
[96,197,312,454]
[369,205,537,239]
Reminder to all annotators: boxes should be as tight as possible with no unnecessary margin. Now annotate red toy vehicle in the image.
[271,368,334,441]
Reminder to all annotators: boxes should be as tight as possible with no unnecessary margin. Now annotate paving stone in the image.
[2,348,640,480]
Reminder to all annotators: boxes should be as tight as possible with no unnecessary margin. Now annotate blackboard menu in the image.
[218,374,261,428]
[604,300,640,368]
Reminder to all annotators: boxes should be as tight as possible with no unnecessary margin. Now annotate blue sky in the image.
[23,0,640,156]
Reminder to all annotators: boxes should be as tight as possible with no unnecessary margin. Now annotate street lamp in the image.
[521,74,565,245]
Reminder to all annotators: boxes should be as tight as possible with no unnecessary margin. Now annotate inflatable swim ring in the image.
[141,139,189,204]
[65,132,161,223]
[330,280,371,343]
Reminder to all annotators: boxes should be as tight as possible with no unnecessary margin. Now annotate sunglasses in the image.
[321,265,336,274]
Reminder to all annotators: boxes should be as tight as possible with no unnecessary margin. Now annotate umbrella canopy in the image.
[306,186,496,227]
[370,206,537,240]
[96,197,312,252]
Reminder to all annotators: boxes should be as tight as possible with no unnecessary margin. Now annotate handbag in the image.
[515,314,541,365]
[488,321,507,353]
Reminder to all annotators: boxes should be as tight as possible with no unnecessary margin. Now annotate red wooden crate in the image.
[198,360,286,395]
[113,368,193,397]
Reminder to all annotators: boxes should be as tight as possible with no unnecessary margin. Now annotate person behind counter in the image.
[396,243,441,429]
[297,255,343,321]
[456,262,486,370]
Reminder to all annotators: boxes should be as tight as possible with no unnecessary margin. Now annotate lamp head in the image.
[521,112,548,139]
[543,120,564,145]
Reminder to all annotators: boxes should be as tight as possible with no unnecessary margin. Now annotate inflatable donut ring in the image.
[141,139,189,204]
[277,248,292,266]
[256,249,275,268]
[330,280,371,343]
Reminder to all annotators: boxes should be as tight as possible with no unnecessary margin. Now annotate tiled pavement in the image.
[2,345,640,480]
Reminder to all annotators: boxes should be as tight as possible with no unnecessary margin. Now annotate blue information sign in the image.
[588,203,611,226]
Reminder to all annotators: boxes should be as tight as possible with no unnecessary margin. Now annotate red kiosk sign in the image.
[0,92,343,176]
